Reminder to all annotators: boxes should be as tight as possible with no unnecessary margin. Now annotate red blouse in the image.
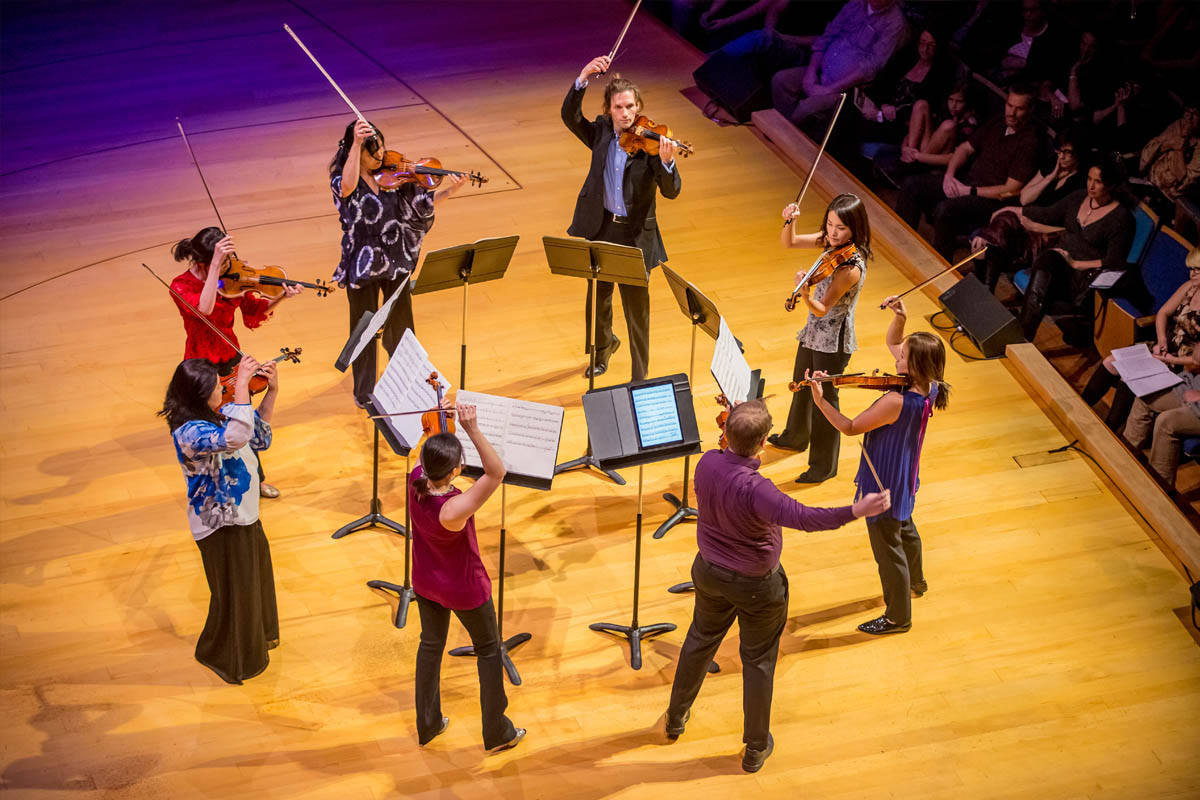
[170,269,272,363]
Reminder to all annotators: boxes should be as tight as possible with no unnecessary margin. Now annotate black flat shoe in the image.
[742,732,774,773]
[767,433,805,451]
[665,709,690,740]
[911,580,928,597]
[857,615,911,635]
[584,360,609,378]
[420,716,450,746]
[487,727,526,754]
[795,468,835,483]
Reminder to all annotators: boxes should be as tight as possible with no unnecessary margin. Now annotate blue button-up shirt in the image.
[604,134,629,216]
[693,448,856,576]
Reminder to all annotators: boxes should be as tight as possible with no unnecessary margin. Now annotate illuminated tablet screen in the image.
[630,381,684,449]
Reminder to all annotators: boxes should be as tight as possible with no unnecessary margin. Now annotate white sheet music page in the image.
[349,274,411,366]
[710,316,751,403]
[370,328,448,447]
[454,391,564,482]
[1111,343,1183,396]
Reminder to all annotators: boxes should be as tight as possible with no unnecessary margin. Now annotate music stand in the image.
[653,263,722,540]
[331,281,411,541]
[413,235,518,389]
[585,374,702,669]
[365,451,416,629]
[544,235,649,486]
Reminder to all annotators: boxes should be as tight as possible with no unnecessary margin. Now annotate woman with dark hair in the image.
[331,119,466,407]
[855,27,954,158]
[408,402,524,753]
[809,296,951,635]
[169,227,300,498]
[896,79,979,172]
[770,193,871,483]
[1006,160,1135,342]
[161,354,280,684]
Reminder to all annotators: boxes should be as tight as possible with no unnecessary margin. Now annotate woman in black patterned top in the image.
[330,119,466,407]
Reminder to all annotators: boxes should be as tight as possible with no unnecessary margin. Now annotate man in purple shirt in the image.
[664,400,889,772]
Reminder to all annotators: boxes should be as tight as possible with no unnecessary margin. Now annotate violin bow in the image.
[141,262,244,357]
[176,119,233,240]
[782,91,848,229]
[368,408,458,420]
[880,246,987,309]
[860,439,884,492]
[283,24,369,124]
[601,0,643,73]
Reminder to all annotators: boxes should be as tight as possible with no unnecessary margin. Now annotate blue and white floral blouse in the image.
[172,403,272,540]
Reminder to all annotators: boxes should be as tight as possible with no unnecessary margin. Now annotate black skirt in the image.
[194,521,279,684]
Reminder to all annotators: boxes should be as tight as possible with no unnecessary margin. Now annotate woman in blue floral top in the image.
[161,354,279,684]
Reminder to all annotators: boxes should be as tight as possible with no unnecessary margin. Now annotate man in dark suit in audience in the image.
[562,55,682,381]
[895,84,1041,260]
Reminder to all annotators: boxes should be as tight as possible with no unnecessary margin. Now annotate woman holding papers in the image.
[1121,349,1200,487]
[408,401,525,753]
[771,193,871,483]
[330,119,466,407]
[809,296,949,635]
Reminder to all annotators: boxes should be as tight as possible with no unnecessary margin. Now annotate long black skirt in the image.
[194,521,279,684]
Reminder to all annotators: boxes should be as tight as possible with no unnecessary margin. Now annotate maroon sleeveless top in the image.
[408,466,491,610]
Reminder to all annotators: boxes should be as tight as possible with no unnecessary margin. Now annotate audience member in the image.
[1139,103,1200,203]
[1063,29,1118,124]
[892,79,979,173]
[895,84,1041,259]
[1122,349,1200,488]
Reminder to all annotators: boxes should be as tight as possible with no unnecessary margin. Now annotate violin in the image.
[715,393,732,450]
[219,347,302,405]
[375,151,487,190]
[420,372,455,435]
[218,256,332,299]
[619,115,695,158]
[787,370,911,393]
[785,242,859,312]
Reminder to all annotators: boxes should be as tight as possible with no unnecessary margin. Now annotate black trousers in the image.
[776,343,851,479]
[865,516,924,626]
[414,593,516,749]
[667,554,788,751]
[1020,249,1092,341]
[194,521,279,684]
[896,172,1001,258]
[587,217,650,381]
[346,275,414,404]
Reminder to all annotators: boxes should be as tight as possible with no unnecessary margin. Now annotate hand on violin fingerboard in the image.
[658,137,677,166]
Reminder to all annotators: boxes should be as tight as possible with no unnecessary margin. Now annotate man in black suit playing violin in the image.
[562,55,682,381]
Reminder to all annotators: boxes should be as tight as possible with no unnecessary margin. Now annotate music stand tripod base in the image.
[367,580,415,629]
[554,451,626,485]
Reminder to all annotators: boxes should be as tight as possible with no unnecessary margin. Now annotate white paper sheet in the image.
[710,316,751,403]
[1111,343,1184,396]
[349,274,411,366]
[369,328,447,449]
[1089,270,1124,289]
[454,391,564,482]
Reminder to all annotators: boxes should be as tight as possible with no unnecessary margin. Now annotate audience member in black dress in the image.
[895,84,1041,260]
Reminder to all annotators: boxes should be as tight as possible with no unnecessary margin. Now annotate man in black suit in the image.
[562,55,682,381]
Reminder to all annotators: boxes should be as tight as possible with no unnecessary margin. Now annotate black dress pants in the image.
[865,516,924,626]
[586,217,650,381]
[896,172,1000,258]
[668,554,788,752]
[414,593,517,749]
[776,343,851,479]
[347,275,414,404]
[1020,249,1090,341]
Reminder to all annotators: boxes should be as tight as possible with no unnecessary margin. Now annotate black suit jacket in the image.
[561,82,682,269]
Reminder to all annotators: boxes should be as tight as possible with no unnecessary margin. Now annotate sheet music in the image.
[349,274,411,365]
[710,316,752,403]
[369,328,447,448]
[1111,343,1183,397]
[630,383,684,447]
[454,390,564,482]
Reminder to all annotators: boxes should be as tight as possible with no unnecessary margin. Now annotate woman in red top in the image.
[408,402,524,753]
[170,227,302,497]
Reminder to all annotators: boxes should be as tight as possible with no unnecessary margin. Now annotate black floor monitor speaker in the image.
[692,50,769,123]
[937,274,1025,358]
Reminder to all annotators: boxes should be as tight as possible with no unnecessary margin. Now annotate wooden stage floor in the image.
[1,2,1197,797]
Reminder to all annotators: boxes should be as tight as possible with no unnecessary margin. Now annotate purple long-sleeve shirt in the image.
[693,449,857,576]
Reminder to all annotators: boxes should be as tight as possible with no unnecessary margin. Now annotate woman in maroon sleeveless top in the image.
[409,402,525,753]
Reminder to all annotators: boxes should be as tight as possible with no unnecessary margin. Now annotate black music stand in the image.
[365,451,416,629]
[413,236,518,389]
[585,374,702,670]
[544,236,649,486]
[332,287,410,540]
[653,263,723,540]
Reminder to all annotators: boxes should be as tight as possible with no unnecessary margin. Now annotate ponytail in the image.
[172,226,224,266]
[930,379,950,411]
[414,433,463,500]
[411,474,433,500]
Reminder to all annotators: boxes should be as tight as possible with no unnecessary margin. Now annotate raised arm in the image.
[780,203,824,249]
[880,295,908,360]
[340,119,375,198]
[438,403,506,532]
[809,378,904,436]
[197,236,236,316]
[562,56,609,147]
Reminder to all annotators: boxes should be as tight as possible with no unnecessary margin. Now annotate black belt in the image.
[704,557,780,581]
[606,212,631,224]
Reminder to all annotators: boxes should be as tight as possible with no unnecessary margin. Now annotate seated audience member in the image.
[692,0,833,51]
[887,80,979,175]
[1140,103,1200,204]
[973,129,1087,289]
[1083,247,1200,429]
[854,26,953,155]
[769,0,908,127]
[1062,29,1118,125]
[1137,0,1200,94]
[1122,349,1200,489]
[1009,161,1135,343]
[983,0,1067,85]
[895,84,1040,260]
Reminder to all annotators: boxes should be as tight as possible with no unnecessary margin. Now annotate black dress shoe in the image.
[857,615,912,635]
[795,468,835,483]
[584,337,620,378]
[420,716,450,746]
[742,732,774,773]
[584,360,609,378]
[911,580,928,597]
[487,727,526,754]
[767,433,805,451]
[665,709,690,740]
